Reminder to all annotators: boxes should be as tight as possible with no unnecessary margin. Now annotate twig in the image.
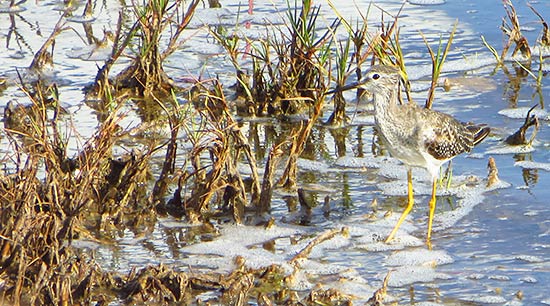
[486,157,500,188]
[289,227,348,264]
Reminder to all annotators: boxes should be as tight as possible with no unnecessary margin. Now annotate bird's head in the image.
[327,64,406,96]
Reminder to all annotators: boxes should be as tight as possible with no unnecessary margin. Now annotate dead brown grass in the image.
[501,0,531,61]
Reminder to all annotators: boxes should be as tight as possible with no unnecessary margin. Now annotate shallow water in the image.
[1,0,550,304]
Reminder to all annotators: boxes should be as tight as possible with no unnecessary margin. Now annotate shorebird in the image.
[344,65,490,245]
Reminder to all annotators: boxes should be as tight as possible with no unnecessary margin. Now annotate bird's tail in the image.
[465,124,491,146]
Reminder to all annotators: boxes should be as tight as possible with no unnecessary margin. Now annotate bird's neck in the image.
[373,86,399,119]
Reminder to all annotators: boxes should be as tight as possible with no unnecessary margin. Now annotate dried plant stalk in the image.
[527,3,550,46]
[504,104,539,146]
[289,227,348,264]
[258,142,286,214]
[501,0,531,61]
[486,157,500,188]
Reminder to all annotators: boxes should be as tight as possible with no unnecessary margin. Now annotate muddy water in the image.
[1,0,550,304]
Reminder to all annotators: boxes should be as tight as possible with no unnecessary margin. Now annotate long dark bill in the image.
[325,81,364,95]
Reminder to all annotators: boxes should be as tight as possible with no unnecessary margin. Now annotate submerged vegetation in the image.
[0,0,548,304]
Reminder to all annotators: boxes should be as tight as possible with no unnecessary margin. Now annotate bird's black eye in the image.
[372,73,381,80]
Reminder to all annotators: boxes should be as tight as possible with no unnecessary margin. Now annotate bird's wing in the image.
[420,111,475,161]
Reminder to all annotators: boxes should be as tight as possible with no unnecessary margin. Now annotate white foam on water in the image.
[356,237,425,252]
[486,144,536,155]
[329,276,378,303]
[386,249,454,266]
[461,294,507,304]
[467,273,485,280]
[468,152,486,159]
[156,155,508,303]
[505,301,525,306]
[184,40,224,56]
[349,114,376,126]
[498,107,550,120]
[333,156,380,169]
[376,158,412,180]
[181,224,304,272]
[297,157,332,172]
[288,251,382,299]
[378,179,431,197]
[0,3,26,13]
[514,160,550,172]
[488,274,511,281]
[66,15,97,23]
[407,0,446,5]
[387,265,451,287]
[434,185,485,231]
[284,267,315,291]
[405,53,498,83]
[296,256,351,276]
[378,248,455,289]
[377,171,510,243]
[414,302,445,306]
[350,220,424,252]
[514,255,545,263]
[303,235,353,260]
[523,210,541,216]
[520,276,538,283]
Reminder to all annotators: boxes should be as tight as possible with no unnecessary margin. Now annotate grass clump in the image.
[90,0,200,100]
[213,0,338,117]
[420,21,457,109]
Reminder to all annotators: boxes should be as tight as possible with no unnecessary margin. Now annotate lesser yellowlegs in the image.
[352,65,490,245]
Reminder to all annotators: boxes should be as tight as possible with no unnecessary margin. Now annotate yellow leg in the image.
[426,179,437,248]
[385,169,414,243]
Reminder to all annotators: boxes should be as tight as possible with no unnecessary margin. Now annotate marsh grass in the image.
[420,21,457,109]
[501,0,531,63]
[208,11,253,104]
[28,14,69,72]
[483,0,549,68]
[149,79,266,224]
[1,76,283,303]
[90,0,200,100]
[514,50,546,109]
[117,0,200,96]
[482,1,548,112]
[274,0,338,189]
[325,37,353,126]
[324,1,367,126]
[528,3,550,47]
[341,4,371,100]
[367,5,413,104]
[206,0,341,192]
[1,0,519,304]
[213,0,337,117]
[1,81,133,304]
